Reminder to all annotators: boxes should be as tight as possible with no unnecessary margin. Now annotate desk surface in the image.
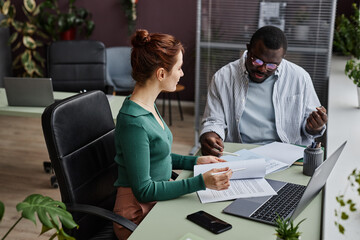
[0,88,125,120]
[129,143,321,240]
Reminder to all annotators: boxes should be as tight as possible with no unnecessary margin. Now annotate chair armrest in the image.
[67,203,137,232]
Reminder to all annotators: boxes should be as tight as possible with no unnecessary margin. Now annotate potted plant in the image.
[37,0,95,41]
[274,215,305,240]
[0,0,49,77]
[0,194,77,239]
[334,168,360,235]
[333,3,360,108]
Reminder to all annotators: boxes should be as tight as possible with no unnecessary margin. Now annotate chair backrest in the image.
[41,91,117,239]
[48,40,107,93]
[106,46,135,92]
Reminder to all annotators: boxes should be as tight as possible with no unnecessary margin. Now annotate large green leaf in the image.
[0,201,4,221]
[23,35,36,49]
[24,0,36,13]
[23,58,36,75]
[16,194,78,231]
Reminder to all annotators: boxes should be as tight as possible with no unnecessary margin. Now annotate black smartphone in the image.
[186,210,232,234]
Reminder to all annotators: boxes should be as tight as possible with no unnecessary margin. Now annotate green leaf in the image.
[16,194,78,231]
[8,31,18,44]
[23,35,36,49]
[11,20,23,32]
[2,0,10,15]
[12,41,22,52]
[24,0,36,13]
[23,22,36,35]
[0,201,4,221]
[341,212,349,220]
[338,224,345,234]
[21,50,31,65]
[0,18,9,27]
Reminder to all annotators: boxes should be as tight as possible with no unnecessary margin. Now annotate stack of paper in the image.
[194,159,277,203]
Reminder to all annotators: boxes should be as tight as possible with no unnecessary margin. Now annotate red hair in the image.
[131,29,184,84]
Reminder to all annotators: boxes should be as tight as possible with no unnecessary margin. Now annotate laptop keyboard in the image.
[250,183,306,223]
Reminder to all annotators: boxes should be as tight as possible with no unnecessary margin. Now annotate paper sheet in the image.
[249,141,304,166]
[195,178,277,204]
[193,159,277,203]
[221,149,288,175]
[194,158,266,180]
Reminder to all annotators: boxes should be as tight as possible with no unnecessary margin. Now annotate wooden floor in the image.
[0,100,195,239]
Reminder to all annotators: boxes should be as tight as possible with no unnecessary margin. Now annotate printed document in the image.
[194,159,277,203]
[249,141,304,166]
[221,149,288,174]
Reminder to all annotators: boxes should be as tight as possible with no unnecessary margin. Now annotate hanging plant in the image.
[120,0,138,35]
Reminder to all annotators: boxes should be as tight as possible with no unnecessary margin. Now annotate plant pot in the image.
[276,237,301,240]
[60,28,76,40]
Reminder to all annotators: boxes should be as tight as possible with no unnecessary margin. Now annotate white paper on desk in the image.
[221,149,288,175]
[249,141,304,166]
[194,158,266,180]
[196,178,277,204]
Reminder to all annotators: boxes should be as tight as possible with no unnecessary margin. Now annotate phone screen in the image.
[186,210,232,234]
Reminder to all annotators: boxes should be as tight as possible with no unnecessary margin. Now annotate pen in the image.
[311,141,316,148]
[221,151,240,156]
[212,168,246,175]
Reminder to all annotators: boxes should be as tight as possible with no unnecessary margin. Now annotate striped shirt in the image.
[200,51,325,146]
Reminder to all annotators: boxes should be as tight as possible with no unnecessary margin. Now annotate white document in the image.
[221,149,288,175]
[194,158,266,180]
[195,178,277,204]
[193,159,277,203]
[249,142,304,166]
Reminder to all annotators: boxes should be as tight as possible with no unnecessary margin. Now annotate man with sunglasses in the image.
[200,26,327,156]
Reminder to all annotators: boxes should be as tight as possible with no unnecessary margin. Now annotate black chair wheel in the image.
[50,175,58,188]
[43,161,52,173]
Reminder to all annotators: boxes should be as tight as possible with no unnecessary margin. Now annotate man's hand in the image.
[200,132,224,156]
[306,106,328,135]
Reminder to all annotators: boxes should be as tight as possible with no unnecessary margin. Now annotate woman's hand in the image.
[202,167,232,190]
[197,155,226,165]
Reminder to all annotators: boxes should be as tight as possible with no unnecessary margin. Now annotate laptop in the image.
[4,77,55,107]
[223,141,347,226]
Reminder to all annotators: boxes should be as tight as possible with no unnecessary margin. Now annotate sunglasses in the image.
[249,56,278,71]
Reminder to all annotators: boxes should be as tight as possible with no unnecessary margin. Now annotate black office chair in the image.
[41,91,136,239]
[47,40,113,94]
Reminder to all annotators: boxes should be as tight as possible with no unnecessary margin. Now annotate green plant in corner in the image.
[274,215,305,240]
[0,194,77,240]
[333,3,360,87]
[0,0,49,77]
[334,168,360,235]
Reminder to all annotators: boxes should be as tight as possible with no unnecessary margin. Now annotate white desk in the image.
[129,143,322,240]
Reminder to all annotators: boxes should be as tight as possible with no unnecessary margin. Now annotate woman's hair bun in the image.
[131,29,151,47]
